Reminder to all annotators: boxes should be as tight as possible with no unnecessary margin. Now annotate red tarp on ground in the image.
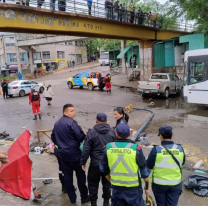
[0,130,32,199]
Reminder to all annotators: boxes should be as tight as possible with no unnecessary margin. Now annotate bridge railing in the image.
[4,0,194,32]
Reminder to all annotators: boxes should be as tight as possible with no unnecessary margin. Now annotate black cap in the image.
[158,126,173,137]
[117,123,130,138]
[96,113,107,122]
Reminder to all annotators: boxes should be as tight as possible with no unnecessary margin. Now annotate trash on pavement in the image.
[22,126,27,129]
[34,147,42,154]
[149,102,154,106]
[43,179,53,184]
[186,152,195,157]
[193,160,205,170]
[141,139,151,147]
[184,174,208,197]
[194,170,207,174]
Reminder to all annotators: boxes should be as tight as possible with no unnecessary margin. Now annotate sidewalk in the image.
[112,73,138,88]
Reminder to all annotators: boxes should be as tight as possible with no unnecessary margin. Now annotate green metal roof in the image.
[117,46,131,59]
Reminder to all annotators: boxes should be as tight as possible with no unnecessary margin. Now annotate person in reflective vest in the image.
[100,123,150,206]
[147,126,185,206]
[29,86,41,120]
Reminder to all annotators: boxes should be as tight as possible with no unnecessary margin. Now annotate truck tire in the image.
[142,93,147,98]
[164,88,170,99]
[88,83,94,91]
[68,82,73,89]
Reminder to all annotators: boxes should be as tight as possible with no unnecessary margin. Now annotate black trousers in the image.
[2,89,8,99]
[88,5,91,15]
[88,165,111,203]
[61,160,88,203]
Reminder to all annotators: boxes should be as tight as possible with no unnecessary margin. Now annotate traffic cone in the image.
[0,89,2,95]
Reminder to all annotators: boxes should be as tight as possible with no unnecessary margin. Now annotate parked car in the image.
[66,72,105,91]
[138,73,183,98]
[8,80,44,97]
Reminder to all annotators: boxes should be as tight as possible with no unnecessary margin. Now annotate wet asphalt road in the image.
[1,65,208,205]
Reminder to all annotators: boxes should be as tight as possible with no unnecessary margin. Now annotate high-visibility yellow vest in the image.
[150,144,184,186]
[106,142,139,187]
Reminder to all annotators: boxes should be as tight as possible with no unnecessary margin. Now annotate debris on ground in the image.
[193,160,205,170]
[43,179,53,184]
[22,126,27,129]
[141,139,151,147]
[186,152,195,157]
[194,170,207,174]
[149,102,154,106]
[0,131,9,139]
[184,174,208,197]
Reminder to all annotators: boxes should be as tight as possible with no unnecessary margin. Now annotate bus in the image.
[183,49,208,104]
[99,52,109,66]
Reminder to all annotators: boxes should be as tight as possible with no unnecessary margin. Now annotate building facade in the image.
[0,33,87,70]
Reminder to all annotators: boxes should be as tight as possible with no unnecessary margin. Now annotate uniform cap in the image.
[96,113,107,122]
[158,126,173,137]
[117,123,130,138]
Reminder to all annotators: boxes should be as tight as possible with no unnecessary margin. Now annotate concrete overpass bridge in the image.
[0,4,193,41]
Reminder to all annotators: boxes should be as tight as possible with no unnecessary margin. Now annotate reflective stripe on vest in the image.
[107,142,139,187]
[151,144,184,186]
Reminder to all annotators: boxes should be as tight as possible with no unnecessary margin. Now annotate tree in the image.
[104,40,121,50]
[84,39,104,61]
[170,0,205,33]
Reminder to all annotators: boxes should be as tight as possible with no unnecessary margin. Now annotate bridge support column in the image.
[139,40,153,80]
[121,40,126,74]
[29,47,34,73]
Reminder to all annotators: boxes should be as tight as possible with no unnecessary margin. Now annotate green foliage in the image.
[84,39,104,59]
[104,40,121,50]
[170,0,206,33]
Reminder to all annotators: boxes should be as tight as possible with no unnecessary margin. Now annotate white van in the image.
[99,52,109,66]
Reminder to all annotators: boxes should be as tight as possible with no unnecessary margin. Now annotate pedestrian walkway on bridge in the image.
[0,1,193,40]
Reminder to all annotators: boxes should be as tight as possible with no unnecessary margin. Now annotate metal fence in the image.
[3,0,194,32]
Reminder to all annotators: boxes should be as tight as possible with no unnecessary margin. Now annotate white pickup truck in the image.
[138,73,183,98]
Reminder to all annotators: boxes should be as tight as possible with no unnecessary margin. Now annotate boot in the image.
[91,201,97,206]
[107,90,108,93]
[39,115,41,119]
[103,199,110,206]
[33,116,37,120]
[109,90,111,93]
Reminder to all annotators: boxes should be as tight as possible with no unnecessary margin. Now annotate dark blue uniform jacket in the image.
[51,115,85,162]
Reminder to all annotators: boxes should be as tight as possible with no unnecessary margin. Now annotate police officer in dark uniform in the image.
[81,113,116,206]
[51,104,89,204]
[1,80,8,99]
[100,123,150,206]
[147,126,185,206]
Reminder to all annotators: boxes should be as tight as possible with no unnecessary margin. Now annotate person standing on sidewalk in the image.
[51,104,89,204]
[87,0,92,15]
[1,80,8,99]
[147,126,185,206]
[99,123,150,206]
[81,113,116,206]
[44,84,54,105]
[29,86,41,120]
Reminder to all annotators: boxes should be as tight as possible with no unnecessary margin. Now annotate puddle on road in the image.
[119,86,138,94]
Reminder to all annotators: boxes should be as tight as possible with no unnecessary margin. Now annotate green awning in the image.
[117,46,131,59]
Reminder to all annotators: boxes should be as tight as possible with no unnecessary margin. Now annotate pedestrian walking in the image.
[72,60,75,67]
[58,0,66,11]
[87,0,92,15]
[113,107,129,129]
[51,104,89,204]
[50,0,56,10]
[1,80,8,99]
[104,73,111,93]
[81,113,116,206]
[100,123,150,206]
[147,126,185,206]
[29,86,41,120]
[44,84,54,105]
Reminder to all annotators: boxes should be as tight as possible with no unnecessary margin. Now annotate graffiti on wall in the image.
[0,9,103,31]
